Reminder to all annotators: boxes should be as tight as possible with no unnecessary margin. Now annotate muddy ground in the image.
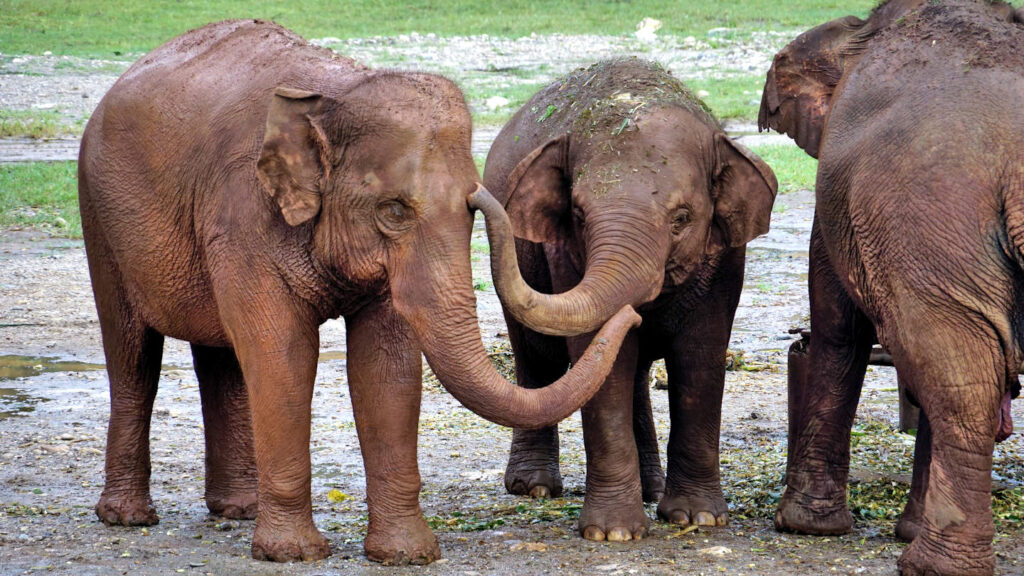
[1,29,1022,576]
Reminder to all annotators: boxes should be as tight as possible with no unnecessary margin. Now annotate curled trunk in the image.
[469,186,665,337]
[389,191,641,429]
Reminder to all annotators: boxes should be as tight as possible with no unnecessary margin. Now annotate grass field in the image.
[1,0,876,57]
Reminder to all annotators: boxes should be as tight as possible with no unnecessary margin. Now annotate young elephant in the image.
[79,20,640,566]
[759,1,1023,574]
[472,58,777,541]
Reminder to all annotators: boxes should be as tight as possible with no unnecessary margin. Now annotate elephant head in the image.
[256,74,640,428]
[473,64,777,337]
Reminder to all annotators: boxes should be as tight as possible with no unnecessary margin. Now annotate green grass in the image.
[0,0,876,58]
[0,109,84,139]
[0,162,81,237]
[689,75,766,121]
[468,80,551,129]
[748,143,817,194]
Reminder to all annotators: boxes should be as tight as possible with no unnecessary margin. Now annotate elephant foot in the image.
[505,458,563,499]
[774,487,852,535]
[95,493,159,526]
[656,492,728,527]
[897,534,994,576]
[640,466,665,503]
[365,515,440,566]
[251,521,330,562]
[207,491,258,520]
[578,487,649,542]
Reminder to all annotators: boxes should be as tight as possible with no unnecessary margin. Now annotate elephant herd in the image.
[74,1,1022,574]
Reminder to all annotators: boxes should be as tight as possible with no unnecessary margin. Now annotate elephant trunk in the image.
[389,188,641,429]
[469,186,667,337]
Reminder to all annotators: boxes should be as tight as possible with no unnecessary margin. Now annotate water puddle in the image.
[0,355,106,419]
[0,387,48,420]
[0,355,106,380]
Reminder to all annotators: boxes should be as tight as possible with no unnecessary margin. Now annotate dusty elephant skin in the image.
[759,1,1024,574]
[78,19,640,566]
[473,58,777,542]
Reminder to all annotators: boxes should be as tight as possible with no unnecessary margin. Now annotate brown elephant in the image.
[759,1,1023,574]
[470,58,777,541]
[78,20,640,566]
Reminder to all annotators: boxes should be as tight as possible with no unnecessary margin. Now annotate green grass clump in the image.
[0,162,81,237]
[0,109,83,139]
[0,0,876,58]
[748,143,817,194]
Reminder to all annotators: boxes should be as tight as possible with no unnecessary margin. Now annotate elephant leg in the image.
[894,328,1002,576]
[896,411,931,542]
[192,344,257,520]
[572,331,649,542]
[505,239,570,499]
[220,286,327,562]
[87,225,164,527]
[633,357,665,503]
[656,249,743,528]
[347,299,439,565]
[775,221,874,535]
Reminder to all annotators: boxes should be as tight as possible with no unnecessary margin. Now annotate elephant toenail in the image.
[606,528,632,542]
[582,526,606,541]
[671,511,691,526]
[529,485,550,499]
[695,512,717,526]
[716,514,728,526]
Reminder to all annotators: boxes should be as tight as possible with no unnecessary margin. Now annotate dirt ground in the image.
[1,29,1022,576]
[1,189,1022,575]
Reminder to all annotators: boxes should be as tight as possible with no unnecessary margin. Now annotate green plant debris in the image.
[426,499,582,533]
[537,104,557,122]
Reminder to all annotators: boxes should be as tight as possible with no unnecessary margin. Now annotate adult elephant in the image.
[471,58,777,541]
[759,1,1022,574]
[79,20,639,566]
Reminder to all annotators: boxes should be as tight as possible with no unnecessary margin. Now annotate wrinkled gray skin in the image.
[760,1,1024,574]
[78,20,640,566]
[474,59,777,542]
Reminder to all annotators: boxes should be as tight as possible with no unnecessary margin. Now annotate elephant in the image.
[758,1,1024,574]
[78,20,640,566]
[470,58,778,541]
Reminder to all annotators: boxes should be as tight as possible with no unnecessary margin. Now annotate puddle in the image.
[0,387,49,419]
[0,355,106,380]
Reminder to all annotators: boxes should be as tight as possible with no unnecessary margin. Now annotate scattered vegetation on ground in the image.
[0,161,80,237]
[0,109,83,139]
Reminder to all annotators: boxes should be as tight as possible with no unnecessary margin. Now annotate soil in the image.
[1,29,1022,576]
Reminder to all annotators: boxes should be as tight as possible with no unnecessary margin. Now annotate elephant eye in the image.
[375,199,416,235]
[671,207,691,235]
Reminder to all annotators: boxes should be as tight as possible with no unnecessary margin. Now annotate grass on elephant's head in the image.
[0,109,85,139]
[0,162,81,238]
[1,0,876,57]
[748,143,818,195]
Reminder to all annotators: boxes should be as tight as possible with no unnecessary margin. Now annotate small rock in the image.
[700,545,732,556]
[635,17,662,43]
[697,90,711,99]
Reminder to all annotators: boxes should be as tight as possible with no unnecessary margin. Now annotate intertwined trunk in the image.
[469,186,667,337]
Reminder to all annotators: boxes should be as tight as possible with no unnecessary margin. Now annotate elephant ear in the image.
[257,87,330,226]
[758,15,875,158]
[708,133,778,252]
[502,133,571,244]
